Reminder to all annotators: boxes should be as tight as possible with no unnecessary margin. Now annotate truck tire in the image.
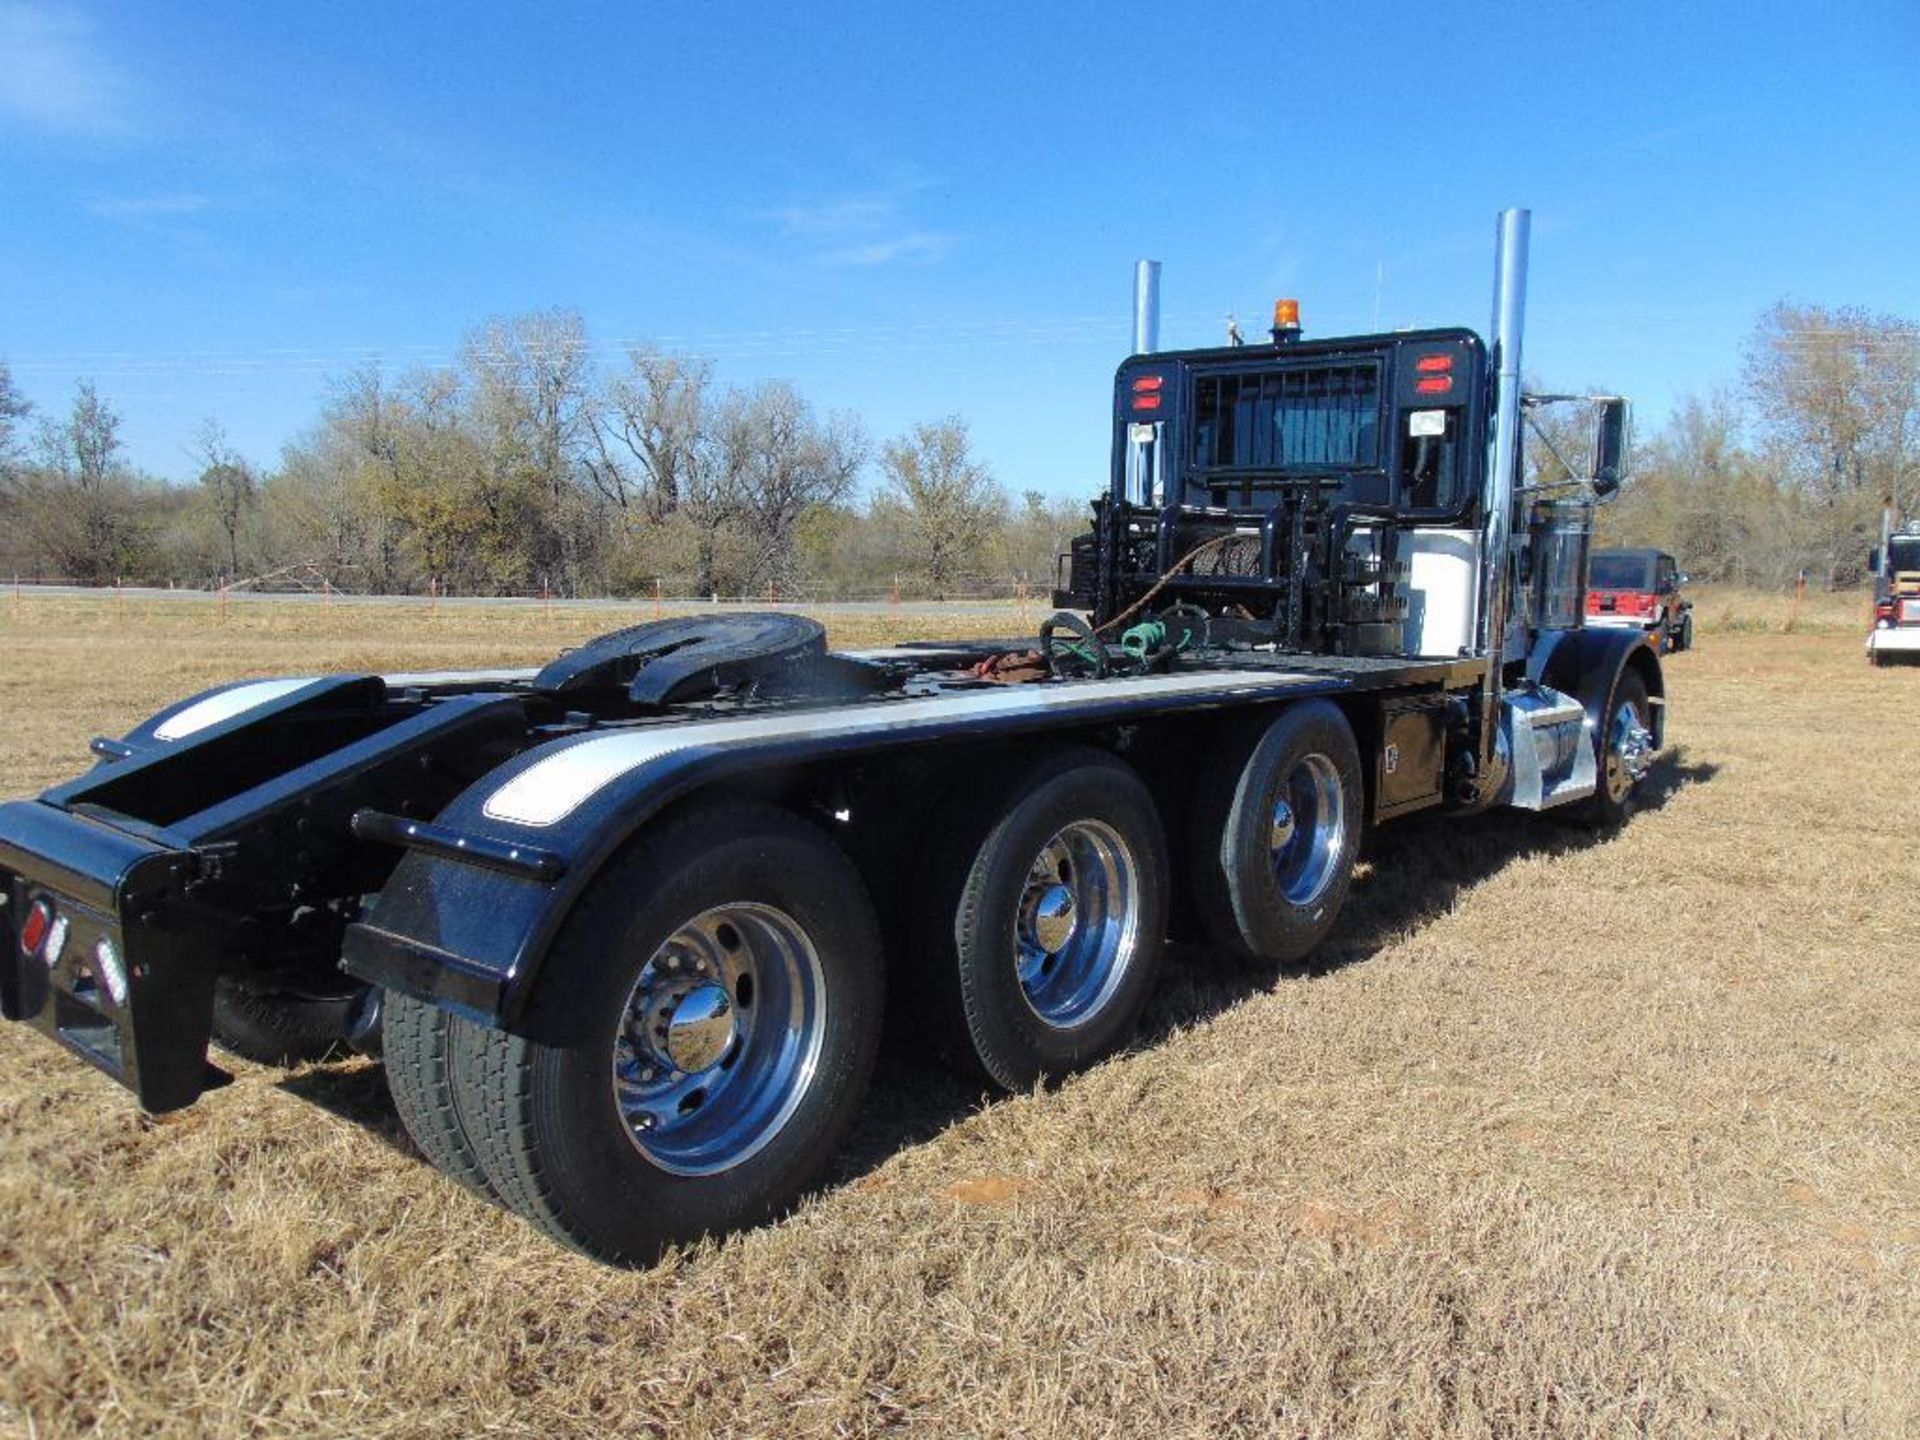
[1187,700,1363,964]
[457,800,884,1264]
[909,747,1168,1090]
[209,978,360,1065]
[1677,613,1694,652]
[382,990,496,1198]
[1581,668,1654,826]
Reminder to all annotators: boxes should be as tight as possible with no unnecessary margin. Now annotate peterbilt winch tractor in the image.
[0,210,1663,1262]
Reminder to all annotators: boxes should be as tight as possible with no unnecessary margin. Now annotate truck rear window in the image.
[1190,362,1381,472]
[1591,553,1655,590]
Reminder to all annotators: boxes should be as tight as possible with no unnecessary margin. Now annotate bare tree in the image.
[193,419,257,581]
[727,382,867,594]
[588,348,712,521]
[1744,303,1920,583]
[877,417,1006,596]
[0,361,30,480]
[464,310,597,591]
[22,381,143,582]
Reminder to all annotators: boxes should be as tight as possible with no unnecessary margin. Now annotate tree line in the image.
[0,310,1082,599]
[1,300,1914,597]
[1592,303,1919,587]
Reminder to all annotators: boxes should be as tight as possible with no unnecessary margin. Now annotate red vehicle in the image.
[1586,547,1692,652]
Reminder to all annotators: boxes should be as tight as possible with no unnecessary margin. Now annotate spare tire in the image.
[210,978,365,1065]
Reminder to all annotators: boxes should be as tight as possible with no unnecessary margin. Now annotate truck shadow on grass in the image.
[279,747,1719,1198]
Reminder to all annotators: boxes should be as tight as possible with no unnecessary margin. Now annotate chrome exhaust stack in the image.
[1133,260,1162,355]
[1480,207,1529,659]
[1476,208,1529,769]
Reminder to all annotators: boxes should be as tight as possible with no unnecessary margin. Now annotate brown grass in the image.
[0,596,1916,1438]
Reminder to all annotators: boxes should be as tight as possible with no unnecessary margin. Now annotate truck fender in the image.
[1526,627,1666,750]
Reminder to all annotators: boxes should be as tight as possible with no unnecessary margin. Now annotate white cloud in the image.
[86,193,209,221]
[0,2,134,135]
[819,231,956,268]
[763,182,957,267]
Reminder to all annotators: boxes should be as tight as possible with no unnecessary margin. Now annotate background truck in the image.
[0,209,1664,1264]
[1868,515,1920,665]
[1586,547,1693,652]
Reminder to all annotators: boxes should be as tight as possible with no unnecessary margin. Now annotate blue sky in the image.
[2,0,1916,498]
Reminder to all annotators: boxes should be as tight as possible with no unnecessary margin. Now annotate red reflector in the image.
[19,900,50,956]
[1131,393,1163,411]
[1414,376,1453,395]
[1131,374,1164,393]
[1415,354,1453,374]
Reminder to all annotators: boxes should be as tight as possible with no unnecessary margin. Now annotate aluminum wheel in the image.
[1603,699,1656,803]
[1270,752,1346,906]
[1013,820,1142,1030]
[611,903,826,1176]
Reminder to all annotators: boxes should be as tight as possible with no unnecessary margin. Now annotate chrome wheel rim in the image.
[1271,753,1345,906]
[1013,820,1141,1030]
[1604,700,1656,802]
[611,903,825,1176]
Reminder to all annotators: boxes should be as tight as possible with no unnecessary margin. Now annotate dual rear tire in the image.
[1187,701,1364,963]
[386,800,884,1264]
[907,747,1171,1090]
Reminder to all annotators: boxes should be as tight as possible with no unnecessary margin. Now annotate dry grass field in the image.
[0,589,1915,1438]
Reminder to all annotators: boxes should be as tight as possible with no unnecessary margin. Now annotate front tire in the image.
[1582,668,1655,826]
[458,800,883,1264]
[1187,701,1363,964]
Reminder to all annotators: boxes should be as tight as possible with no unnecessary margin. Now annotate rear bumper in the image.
[1585,614,1657,632]
[1868,627,1920,654]
[0,801,228,1112]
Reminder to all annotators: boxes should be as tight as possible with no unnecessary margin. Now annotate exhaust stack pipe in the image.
[1476,208,1530,763]
[1133,260,1162,355]
[1480,208,1529,656]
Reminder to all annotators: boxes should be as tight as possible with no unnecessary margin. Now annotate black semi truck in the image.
[0,209,1663,1262]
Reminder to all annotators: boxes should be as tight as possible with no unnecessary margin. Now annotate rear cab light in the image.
[1127,371,1168,414]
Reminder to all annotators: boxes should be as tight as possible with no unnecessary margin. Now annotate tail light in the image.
[19,898,51,957]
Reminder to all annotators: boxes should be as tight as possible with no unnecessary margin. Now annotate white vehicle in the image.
[1868,524,1920,666]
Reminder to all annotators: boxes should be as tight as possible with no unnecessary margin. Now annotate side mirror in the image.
[1591,397,1631,497]
[1676,573,1691,587]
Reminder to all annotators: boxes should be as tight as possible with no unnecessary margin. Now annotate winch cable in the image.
[975,533,1238,683]
[1092,532,1236,637]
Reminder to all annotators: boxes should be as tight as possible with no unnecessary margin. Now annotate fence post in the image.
[653,577,663,618]
[890,573,900,609]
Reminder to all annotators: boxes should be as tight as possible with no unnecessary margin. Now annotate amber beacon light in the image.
[1270,298,1302,344]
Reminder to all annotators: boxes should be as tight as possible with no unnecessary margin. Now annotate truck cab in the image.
[1586,547,1692,653]
[1054,326,1604,667]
